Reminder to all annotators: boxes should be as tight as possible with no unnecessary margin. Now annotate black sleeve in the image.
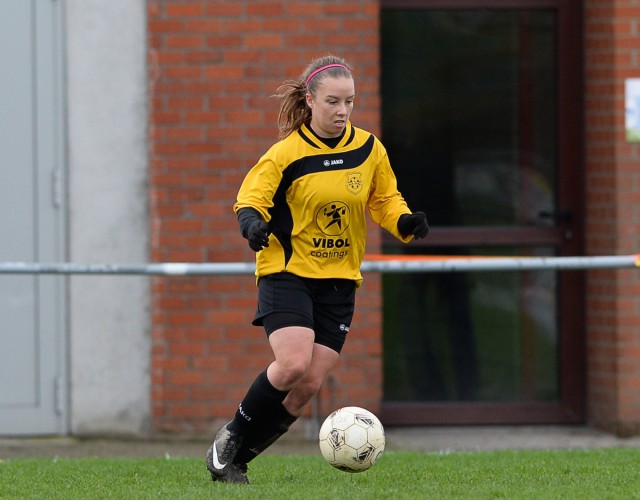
[237,207,263,238]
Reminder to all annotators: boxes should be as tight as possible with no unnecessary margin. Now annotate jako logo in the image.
[323,159,343,167]
[238,405,251,422]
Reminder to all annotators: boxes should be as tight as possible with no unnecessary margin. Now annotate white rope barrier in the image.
[0,255,637,275]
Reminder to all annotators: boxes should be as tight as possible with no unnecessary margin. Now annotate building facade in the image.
[0,0,638,437]
[148,0,640,436]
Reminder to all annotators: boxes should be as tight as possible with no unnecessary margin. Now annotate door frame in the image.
[380,0,584,425]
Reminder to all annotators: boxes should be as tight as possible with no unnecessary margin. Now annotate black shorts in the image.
[252,273,356,354]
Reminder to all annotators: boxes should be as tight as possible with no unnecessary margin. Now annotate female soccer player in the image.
[206,55,429,484]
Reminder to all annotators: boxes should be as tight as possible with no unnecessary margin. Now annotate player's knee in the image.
[277,360,309,388]
[298,377,323,400]
[285,380,322,415]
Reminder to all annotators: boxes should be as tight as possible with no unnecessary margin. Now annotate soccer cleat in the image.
[224,462,250,484]
[206,422,245,483]
[207,460,249,485]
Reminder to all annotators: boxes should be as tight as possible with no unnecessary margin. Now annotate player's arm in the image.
[234,153,282,252]
[367,141,427,242]
[237,208,270,252]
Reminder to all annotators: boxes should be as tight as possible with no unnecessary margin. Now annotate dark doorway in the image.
[380,2,584,424]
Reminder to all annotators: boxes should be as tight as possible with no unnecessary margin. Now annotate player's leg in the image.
[266,325,315,390]
[283,342,340,415]
[233,342,340,465]
[279,279,356,412]
[232,277,353,465]
[206,273,316,484]
[206,326,314,483]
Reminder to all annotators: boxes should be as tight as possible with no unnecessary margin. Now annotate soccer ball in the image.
[318,406,385,473]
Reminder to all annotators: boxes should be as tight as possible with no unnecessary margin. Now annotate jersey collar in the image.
[299,122,353,150]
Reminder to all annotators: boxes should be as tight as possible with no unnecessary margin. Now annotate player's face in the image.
[306,76,355,138]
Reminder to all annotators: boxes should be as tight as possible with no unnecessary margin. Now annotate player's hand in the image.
[246,220,270,251]
[397,212,429,239]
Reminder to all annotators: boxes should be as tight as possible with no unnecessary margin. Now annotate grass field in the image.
[1,448,640,499]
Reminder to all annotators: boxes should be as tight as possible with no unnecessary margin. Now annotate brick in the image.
[224,110,263,124]
[247,3,284,17]
[204,65,244,80]
[170,371,206,385]
[184,20,222,33]
[207,33,243,49]
[183,111,222,124]
[244,34,283,49]
[302,17,340,32]
[152,386,183,401]
[285,3,322,16]
[165,4,204,18]
[324,3,362,15]
[190,387,226,401]
[184,142,223,155]
[166,97,204,110]
[163,66,202,80]
[262,18,301,34]
[165,35,204,49]
[165,127,203,142]
[222,19,263,34]
[286,33,323,48]
[204,4,243,17]
[148,20,184,34]
[171,404,209,418]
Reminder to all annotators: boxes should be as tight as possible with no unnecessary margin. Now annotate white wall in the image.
[66,0,150,435]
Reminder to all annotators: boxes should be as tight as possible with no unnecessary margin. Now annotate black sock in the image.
[228,369,289,435]
[234,403,298,464]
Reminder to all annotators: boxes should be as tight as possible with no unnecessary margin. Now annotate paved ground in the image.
[2,425,640,460]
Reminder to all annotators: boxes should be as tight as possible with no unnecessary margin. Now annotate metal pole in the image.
[0,255,637,275]
[360,255,640,273]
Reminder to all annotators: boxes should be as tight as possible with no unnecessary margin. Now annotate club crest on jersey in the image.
[345,172,363,194]
[315,201,350,236]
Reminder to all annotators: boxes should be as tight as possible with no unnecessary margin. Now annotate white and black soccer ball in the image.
[318,406,385,473]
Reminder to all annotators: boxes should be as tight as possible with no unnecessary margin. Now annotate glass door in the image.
[380,2,584,424]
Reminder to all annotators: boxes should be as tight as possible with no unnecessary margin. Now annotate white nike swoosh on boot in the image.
[212,442,227,470]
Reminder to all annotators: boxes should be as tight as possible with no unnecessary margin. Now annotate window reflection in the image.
[383,247,558,403]
[381,10,557,227]
[381,10,559,403]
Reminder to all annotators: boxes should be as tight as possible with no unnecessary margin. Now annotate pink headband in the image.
[305,64,350,86]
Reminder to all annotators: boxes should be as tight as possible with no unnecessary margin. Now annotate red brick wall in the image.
[584,0,640,435]
[148,0,383,433]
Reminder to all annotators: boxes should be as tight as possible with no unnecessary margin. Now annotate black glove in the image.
[397,212,429,239]
[238,207,270,252]
[246,220,270,252]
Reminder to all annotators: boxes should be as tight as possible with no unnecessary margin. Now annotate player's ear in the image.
[305,92,313,108]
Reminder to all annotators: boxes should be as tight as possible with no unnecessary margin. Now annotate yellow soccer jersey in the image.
[234,122,413,285]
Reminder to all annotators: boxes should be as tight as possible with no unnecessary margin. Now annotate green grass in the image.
[2,449,640,499]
